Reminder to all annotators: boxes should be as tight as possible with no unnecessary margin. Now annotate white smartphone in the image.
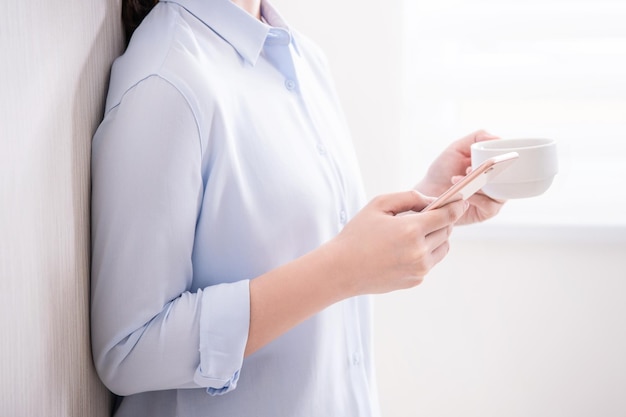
[421,151,519,212]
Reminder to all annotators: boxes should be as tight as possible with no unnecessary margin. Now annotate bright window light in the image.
[400,0,626,226]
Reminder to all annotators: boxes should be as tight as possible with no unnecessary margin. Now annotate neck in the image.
[231,0,262,20]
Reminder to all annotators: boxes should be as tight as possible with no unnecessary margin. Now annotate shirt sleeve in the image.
[90,75,250,396]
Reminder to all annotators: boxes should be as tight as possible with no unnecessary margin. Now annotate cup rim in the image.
[471,138,556,152]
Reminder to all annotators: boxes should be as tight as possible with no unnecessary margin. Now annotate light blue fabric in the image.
[90,0,379,415]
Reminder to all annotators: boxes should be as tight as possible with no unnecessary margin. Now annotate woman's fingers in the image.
[425,224,453,251]
[455,192,505,225]
[397,201,466,278]
[401,198,468,234]
[371,189,433,216]
[333,191,469,296]
[429,238,451,265]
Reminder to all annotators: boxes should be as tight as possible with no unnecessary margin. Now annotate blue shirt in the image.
[90,0,379,415]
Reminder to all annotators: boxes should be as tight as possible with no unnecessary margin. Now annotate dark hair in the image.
[122,0,159,44]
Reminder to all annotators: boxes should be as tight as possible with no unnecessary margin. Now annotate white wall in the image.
[0,1,123,415]
[274,1,626,416]
[376,227,626,416]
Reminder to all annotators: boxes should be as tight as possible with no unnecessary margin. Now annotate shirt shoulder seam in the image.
[105,74,204,160]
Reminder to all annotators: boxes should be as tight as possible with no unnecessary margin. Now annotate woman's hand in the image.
[246,190,467,356]
[415,130,506,225]
[329,190,468,296]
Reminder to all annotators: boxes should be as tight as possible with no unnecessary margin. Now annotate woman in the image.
[90,0,503,415]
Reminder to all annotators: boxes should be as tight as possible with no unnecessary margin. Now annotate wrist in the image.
[314,238,360,301]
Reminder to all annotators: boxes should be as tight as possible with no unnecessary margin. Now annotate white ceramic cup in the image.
[470,138,558,199]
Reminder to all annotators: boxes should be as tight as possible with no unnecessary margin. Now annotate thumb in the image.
[452,166,473,184]
[451,174,464,184]
[373,190,434,216]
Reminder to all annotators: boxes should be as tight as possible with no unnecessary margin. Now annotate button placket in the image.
[264,27,299,94]
[339,209,347,225]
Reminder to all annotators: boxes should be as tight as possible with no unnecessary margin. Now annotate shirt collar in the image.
[163,0,296,65]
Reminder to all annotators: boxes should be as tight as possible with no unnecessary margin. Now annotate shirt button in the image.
[316,143,326,155]
[284,79,296,91]
[339,210,347,225]
[352,351,362,365]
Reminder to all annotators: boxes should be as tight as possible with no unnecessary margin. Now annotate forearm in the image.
[245,240,352,356]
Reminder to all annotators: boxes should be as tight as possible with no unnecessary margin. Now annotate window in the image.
[401,0,626,226]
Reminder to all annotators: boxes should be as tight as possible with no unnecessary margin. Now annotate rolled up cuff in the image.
[193,279,250,395]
